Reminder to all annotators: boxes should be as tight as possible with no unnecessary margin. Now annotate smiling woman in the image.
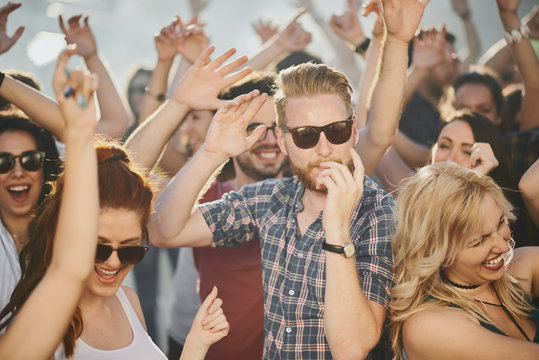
[390,162,539,360]
[0,111,60,328]
[0,140,166,358]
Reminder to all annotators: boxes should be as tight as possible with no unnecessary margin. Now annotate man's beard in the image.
[290,157,354,194]
[235,145,285,181]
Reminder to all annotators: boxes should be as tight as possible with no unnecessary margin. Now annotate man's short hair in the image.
[273,63,353,128]
[219,71,276,101]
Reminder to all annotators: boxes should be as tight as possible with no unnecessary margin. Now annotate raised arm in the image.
[402,26,447,108]
[356,0,430,176]
[59,14,131,139]
[252,18,279,44]
[125,46,252,173]
[355,0,385,129]
[392,27,448,168]
[0,75,65,139]
[451,0,481,71]
[150,92,268,249]
[519,158,539,227]
[0,48,98,360]
[0,2,24,55]
[153,17,210,176]
[244,9,311,71]
[496,0,539,130]
[299,0,361,84]
[139,15,209,125]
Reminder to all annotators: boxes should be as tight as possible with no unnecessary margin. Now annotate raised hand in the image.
[188,286,230,348]
[52,45,98,136]
[0,2,24,55]
[274,9,312,52]
[412,26,447,70]
[363,0,386,38]
[154,17,181,62]
[251,18,279,44]
[173,46,252,110]
[450,0,470,18]
[381,0,430,44]
[203,91,268,159]
[468,142,499,175]
[58,15,97,60]
[157,15,209,64]
[319,149,365,238]
[330,0,367,47]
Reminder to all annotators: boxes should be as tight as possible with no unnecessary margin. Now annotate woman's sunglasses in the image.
[95,228,149,265]
[0,150,45,174]
[281,117,354,149]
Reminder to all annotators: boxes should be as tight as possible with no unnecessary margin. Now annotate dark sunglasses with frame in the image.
[245,122,278,140]
[0,150,46,174]
[95,228,150,265]
[280,116,355,149]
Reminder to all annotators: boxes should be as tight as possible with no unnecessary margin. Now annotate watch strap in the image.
[354,37,371,55]
[322,240,345,254]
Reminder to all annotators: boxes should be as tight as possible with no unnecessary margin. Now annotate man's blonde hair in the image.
[273,63,353,128]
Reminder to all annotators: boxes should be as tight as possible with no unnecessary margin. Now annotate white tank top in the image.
[55,287,166,359]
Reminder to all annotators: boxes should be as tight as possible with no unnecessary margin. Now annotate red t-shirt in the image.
[194,180,264,360]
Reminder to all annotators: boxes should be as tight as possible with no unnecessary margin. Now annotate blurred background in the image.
[2,0,537,98]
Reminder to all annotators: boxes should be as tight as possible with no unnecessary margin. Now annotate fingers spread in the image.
[208,48,237,70]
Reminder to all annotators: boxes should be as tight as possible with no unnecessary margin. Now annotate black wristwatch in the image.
[354,37,371,55]
[322,240,356,258]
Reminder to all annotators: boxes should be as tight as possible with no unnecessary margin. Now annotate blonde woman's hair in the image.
[390,162,533,360]
[273,63,353,128]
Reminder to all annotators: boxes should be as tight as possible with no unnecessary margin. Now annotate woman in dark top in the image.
[390,162,539,360]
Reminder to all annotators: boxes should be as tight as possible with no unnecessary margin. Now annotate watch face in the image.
[344,243,355,258]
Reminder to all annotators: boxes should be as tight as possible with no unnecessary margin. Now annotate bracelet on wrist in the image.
[144,86,166,102]
[504,23,530,45]
[354,37,371,55]
[0,72,5,89]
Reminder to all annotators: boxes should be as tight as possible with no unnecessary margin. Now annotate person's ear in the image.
[352,115,359,146]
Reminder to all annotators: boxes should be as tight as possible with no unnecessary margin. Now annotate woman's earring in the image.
[503,237,515,266]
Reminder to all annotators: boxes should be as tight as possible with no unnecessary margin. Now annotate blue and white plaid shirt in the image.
[199,176,395,359]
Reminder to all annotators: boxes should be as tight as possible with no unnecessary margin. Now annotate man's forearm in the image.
[324,239,381,359]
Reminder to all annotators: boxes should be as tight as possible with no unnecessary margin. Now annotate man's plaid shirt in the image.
[199,176,395,359]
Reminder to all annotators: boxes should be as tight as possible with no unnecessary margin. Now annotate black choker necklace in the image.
[443,276,479,290]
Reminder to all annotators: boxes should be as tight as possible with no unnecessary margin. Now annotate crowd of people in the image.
[0,0,538,359]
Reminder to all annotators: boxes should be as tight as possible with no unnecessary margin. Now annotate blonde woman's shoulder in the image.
[508,246,539,296]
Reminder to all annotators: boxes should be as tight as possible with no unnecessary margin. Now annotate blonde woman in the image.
[390,162,539,360]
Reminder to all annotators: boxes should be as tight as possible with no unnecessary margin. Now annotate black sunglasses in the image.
[95,228,149,265]
[0,150,45,174]
[281,117,354,149]
[246,122,277,140]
